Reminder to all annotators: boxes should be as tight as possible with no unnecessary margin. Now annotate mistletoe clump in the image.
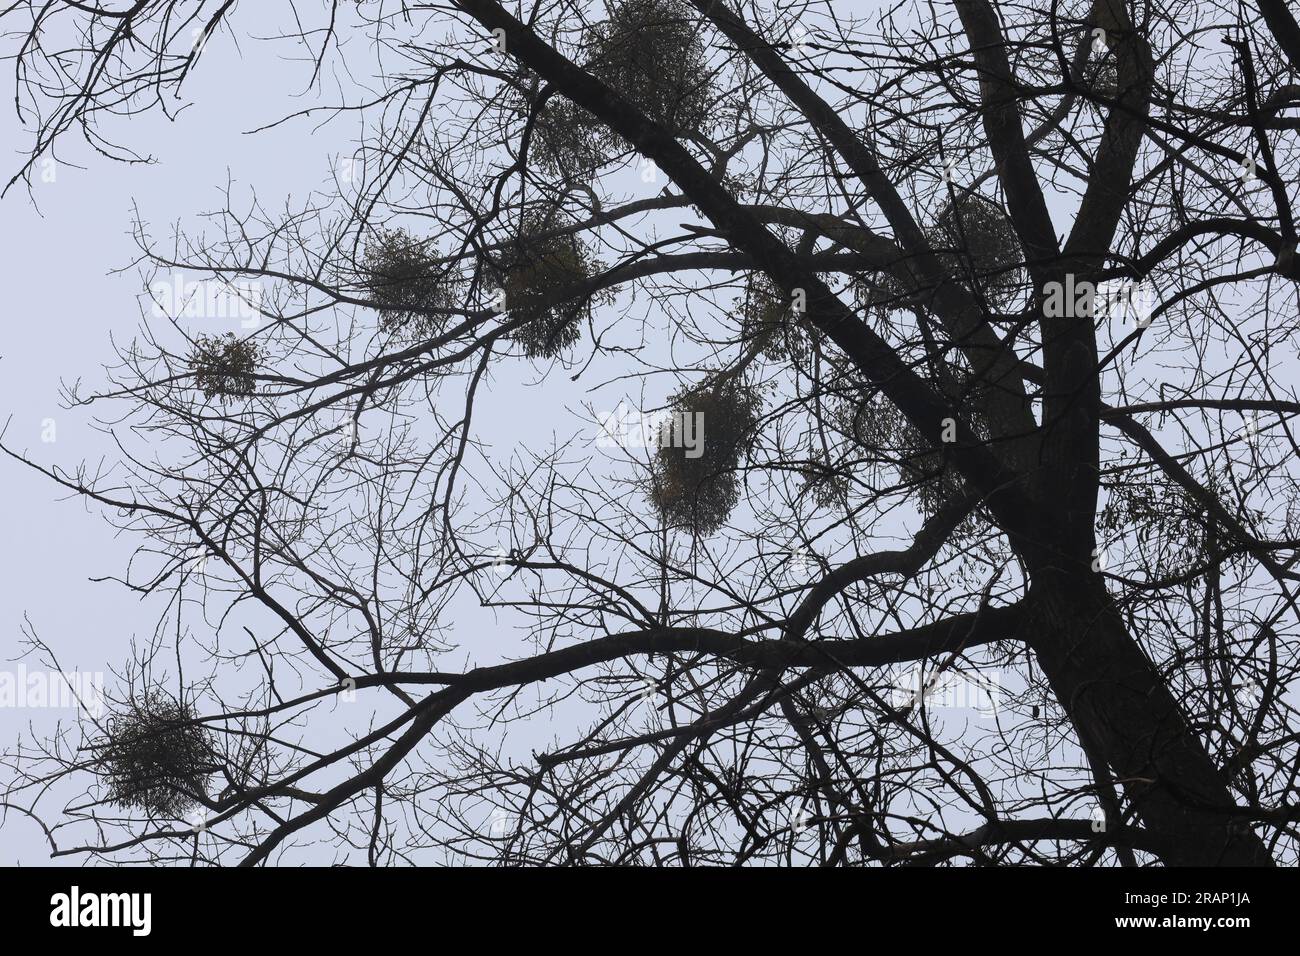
[738,274,817,365]
[103,694,214,818]
[508,1,713,178]
[188,333,261,402]
[848,387,986,517]
[650,380,762,534]
[1096,462,1243,578]
[1083,57,1119,99]
[586,0,714,139]
[798,452,851,509]
[362,228,457,337]
[928,193,1025,311]
[524,91,611,179]
[1082,30,1119,99]
[492,211,604,358]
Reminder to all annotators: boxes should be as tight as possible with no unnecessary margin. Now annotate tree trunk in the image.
[1027,570,1273,865]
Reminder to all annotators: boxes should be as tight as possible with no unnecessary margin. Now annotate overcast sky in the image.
[0,7,689,862]
[0,16,368,862]
[0,0,1202,865]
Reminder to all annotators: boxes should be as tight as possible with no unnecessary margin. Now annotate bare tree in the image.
[2,0,1299,866]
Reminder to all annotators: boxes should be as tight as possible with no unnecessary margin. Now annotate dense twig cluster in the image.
[929,194,1026,311]
[738,273,816,365]
[650,380,762,534]
[586,0,714,138]
[1,0,1298,869]
[516,0,715,176]
[187,333,261,402]
[491,209,606,357]
[362,228,458,337]
[102,694,213,818]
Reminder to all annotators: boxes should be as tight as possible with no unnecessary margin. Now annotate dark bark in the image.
[4,0,1294,867]
[1027,571,1273,865]
[456,0,1277,867]
[1258,0,1300,73]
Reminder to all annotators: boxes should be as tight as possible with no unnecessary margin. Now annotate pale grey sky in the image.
[1,0,1272,867]
[0,15,365,863]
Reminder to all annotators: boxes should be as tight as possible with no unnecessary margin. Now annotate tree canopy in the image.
[2,0,1300,866]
